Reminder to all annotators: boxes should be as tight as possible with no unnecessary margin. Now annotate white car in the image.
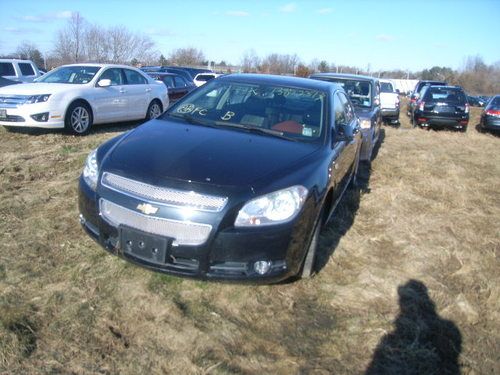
[193,72,220,87]
[0,63,169,135]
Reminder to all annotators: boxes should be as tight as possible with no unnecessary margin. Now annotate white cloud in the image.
[279,3,297,13]
[17,10,73,23]
[225,10,250,17]
[317,8,333,14]
[376,34,395,42]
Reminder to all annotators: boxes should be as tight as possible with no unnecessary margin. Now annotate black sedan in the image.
[479,95,500,133]
[148,72,196,103]
[78,74,361,282]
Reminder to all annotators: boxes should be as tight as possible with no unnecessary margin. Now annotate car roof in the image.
[427,85,463,90]
[147,72,179,77]
[60,63,139,70]
[310,72,378,83]
[219,73,341,92]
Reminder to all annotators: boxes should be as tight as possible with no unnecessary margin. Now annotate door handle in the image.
[119,89,126,94]
[145,88,152,92]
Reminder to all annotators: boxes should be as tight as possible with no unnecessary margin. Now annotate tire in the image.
[65,101,92,135]
[146,100,163,120]
[301,217,321,278]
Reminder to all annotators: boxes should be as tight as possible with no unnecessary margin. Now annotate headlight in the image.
[25,94,51,104]
[359,119,371,129]
[235,185,308,227]
[83,148,99,190]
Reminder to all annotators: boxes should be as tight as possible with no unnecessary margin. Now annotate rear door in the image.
[123,69,151,119]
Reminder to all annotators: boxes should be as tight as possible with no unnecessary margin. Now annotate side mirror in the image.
[97,79,111,87]
[336,123,354,143]
[395,89,400,94]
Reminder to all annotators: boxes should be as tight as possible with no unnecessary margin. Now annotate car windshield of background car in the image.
[328,79,372,108]
[37,66,101,84]
[167,81,326,141]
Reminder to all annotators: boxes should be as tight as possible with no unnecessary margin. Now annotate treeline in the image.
[1,12,499,95]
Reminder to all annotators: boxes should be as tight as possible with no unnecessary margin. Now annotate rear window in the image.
[424,87,466,104]
[0,62,15,76]
[19,63,35,76]
[488,96,500,109]
[380,82,394,93]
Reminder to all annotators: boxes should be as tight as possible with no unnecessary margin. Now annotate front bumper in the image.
[78,177,315,283]
[0,103,65,129]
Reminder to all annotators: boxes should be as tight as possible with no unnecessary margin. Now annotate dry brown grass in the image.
[0,105,499,374]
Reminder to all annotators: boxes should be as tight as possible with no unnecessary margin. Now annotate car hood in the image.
[0,82,87,95]
[100,118,322,189]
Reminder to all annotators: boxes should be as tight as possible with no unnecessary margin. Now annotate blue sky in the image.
[1,0,499,72]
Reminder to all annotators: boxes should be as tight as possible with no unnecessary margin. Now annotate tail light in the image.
[465,103,469,114]
[486,109,500,117]
[419,101,425,111]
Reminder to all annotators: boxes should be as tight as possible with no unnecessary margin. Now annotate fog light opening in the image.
[254,260,272,275]
[31,112,49,122]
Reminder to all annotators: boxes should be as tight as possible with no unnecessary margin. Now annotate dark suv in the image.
[413,85,469,132]
[407,80,446,117]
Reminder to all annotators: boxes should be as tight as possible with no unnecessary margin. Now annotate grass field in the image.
[0,103,499,374]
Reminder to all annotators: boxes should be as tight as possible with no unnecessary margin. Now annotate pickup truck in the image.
[379,79,400,125]
[0,59,42,83]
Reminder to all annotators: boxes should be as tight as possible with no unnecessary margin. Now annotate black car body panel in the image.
[147,72,196,103]
[78,74,361,282]
[407,80,447,118]
[413,85,469,131]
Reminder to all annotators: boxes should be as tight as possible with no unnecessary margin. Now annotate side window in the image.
[334,92,347,128]
[338,92,355,123]
[0,62,16,76]
[174,76,186,88]
[124,69,147,85]
[99,68,124,85]
[19,63,35,76]
[162,76,174,88]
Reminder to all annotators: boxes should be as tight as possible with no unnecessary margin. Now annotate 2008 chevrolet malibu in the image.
[78,74,362,283]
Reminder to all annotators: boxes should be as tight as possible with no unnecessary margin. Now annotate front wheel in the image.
[146,100,163,120]
[65,101,92,135]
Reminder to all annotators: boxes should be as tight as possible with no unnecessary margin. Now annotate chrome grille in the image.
[0,95,30,106]
[101,172,227,212]
[99,199,212,246]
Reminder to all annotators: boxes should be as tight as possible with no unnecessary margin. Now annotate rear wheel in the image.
[146,100,162,120]
[65,101,92,135]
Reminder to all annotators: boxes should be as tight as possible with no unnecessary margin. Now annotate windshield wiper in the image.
[214,121,298,141]
[167,113,212,126]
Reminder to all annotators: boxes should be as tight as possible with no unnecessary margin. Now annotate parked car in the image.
[479,95,500,133]
[0,59,42,83]
[165,66,214,81]
[466,95,486,107]
[379,79,400,125]
[310,73,381,162]
[407,80,447,117]
[412,85,469,131]
[193,72,220,87]
[0,76,20,88]
[0,63,169,134]
[148,72,196,103]
[78,74,362,282]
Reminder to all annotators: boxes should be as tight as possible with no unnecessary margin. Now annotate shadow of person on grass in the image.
[365,280,462,375]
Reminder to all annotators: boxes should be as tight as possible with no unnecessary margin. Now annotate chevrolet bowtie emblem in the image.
[136,203,159,215]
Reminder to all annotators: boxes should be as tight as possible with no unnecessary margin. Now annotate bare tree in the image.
[261,53,299,75]
[169,48,205,66]
[241,49,260,73]
[53,12,86,64]
[15,41,44,68]
[83,24,109,62]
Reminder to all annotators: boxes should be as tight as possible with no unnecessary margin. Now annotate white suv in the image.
[0,59,42,83]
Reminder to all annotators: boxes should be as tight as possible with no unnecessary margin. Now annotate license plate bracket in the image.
[119,226,170,264]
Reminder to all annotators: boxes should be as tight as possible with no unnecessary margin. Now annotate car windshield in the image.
[425,87,466,104]
[37,66,101,84]
[488,96,500,109]
[166,80,326,142]
[320,78,372,108]
[380,82,394,93]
